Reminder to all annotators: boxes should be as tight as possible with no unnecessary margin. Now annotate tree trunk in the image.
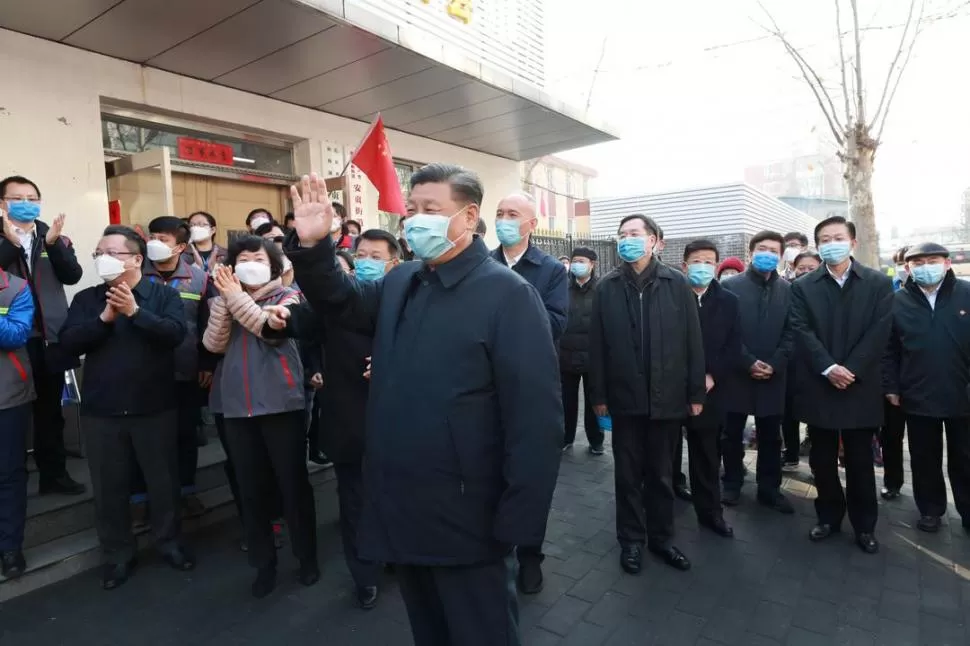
[843,126,879,268]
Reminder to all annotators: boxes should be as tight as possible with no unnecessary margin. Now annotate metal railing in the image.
[532,230,619,274]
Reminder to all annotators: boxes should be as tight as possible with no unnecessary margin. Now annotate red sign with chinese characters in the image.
[177,137,234,166]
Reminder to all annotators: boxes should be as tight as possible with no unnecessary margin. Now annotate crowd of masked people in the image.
[2,165,970,646]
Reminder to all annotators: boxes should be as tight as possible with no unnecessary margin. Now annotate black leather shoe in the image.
[1,550,26,579]
[674,482,693,502]
[39,474,86,496]
[917,515,942,533]
[252,566,277,598]
[357,585,379,610]
[102,558,136,591]
[809,523,840,542]
[757,490,795,515]
[648,544,691,571]
[298,560,320,586]
[162,547,196,571]
[516,559,544,594]
[619,544,643,574]
[721,489,741,506]
[881,487,901,500]
[698,515,734,538]
[856,533,879,554]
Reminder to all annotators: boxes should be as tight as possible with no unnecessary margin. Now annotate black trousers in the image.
[723,413,783,494]
[27,339,68,481]
[561,371,604,448]
[679,422,723,518]
[397,555,519,646]
[906,415,970,521]
[305,387,320,454]
[0,404,30,552]
[808,427,878,534]
[881,401,907,490]
[83,411,182,565]
[131,381,200,498]
[334,462,381,588]
[612,415,679,547]
[223,411,317,570]
[214,413,243,522]
[782,387,801,463]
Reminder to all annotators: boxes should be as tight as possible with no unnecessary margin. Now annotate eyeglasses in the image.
[92,251,137,259]
[268,236,284,244]
[3,196,41,203]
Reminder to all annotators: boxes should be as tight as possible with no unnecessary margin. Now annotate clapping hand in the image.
[827,365,856,390]
[0,211,20,247]
[363,356,372,381]
[45,213,66,245]
[213,265,242,297]
[290,173,337,246]
[106,283,138,317]
[263,304,290,330]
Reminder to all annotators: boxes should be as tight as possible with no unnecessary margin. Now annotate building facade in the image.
[589,184,821,262]
[0,0,615,294]
[520,156,598,235]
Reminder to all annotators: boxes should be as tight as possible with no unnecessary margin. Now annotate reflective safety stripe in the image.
[40,252,49,258]
[0,307,7,315]
[179,292,201,301]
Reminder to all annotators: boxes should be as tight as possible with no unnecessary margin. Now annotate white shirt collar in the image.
[503,249,524,267]
[826,260,852,287]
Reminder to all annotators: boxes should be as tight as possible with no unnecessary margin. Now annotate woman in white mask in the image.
[254,222,294,287]
[202,235,318,599]
[186,211,227,273]
[245,208,275,234]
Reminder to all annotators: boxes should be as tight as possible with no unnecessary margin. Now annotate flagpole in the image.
[340,114,383,176]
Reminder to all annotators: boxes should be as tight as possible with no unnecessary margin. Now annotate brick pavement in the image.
[2,434,969,646]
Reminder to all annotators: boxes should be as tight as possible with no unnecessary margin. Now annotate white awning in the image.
[0,0,618,160]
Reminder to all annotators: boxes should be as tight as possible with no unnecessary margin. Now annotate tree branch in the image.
[834,0,853,126]
[757,3,845,144]
[848,0,866,124]
[870,0,923,134]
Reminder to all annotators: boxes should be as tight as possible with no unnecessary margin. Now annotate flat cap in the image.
[904,242,949,261]
[571,246,597,262]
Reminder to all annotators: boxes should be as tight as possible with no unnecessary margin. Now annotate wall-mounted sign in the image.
[177,137,234,166]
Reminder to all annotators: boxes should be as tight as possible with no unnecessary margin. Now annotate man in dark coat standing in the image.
[884,243,970,534]
[676,239,741,537]
[791,216,893,554]
[559,246,604,455]
[589,214,705,575]
[491,191,567,595]
[275,166,562,646]
[720,231,795,513]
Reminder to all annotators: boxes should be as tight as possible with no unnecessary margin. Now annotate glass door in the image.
[105,148,174,231]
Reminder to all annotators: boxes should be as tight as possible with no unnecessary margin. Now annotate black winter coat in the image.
[284,235,562,567]
[689,280,742,429]
[884,272,970,418]
[790,261,893,429]
[559,275,597,373]
[720,269,794,417]
[588,260,706,419]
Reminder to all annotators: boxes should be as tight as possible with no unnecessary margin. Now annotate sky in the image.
[543,0,970,234]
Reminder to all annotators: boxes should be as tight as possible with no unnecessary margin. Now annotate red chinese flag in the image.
[350,115,407,216]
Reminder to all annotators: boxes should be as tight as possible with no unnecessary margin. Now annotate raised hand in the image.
[45,213,66,245]
[290,173,336,246]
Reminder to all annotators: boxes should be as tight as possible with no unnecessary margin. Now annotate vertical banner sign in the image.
[348,165,366,224]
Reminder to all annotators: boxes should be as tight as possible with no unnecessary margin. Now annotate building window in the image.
[101,114,293,176]
[565,173,573,197]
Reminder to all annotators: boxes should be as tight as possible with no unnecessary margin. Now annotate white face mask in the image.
[95,254,127,283]
[895,264,908,279]
[783,247,802,263]
[146,239,175,262]
[250,216,271,231]
[234,261,272,286]
[190,226,211,243]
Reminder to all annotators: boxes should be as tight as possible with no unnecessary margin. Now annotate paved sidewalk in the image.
[2,435,968,646]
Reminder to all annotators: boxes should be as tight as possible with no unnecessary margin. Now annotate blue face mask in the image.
[686,263,715,287]
[911,263,946,287]
[570,262,590,278]
[355,258,386,282]
[404,208,466,261]
[617,237,647,263]
[7,200,40,223]
[751,251,780,273]
[818,241,852,265]
[495,219,524,247]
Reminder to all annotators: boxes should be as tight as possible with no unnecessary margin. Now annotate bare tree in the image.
[760,0,927,266]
